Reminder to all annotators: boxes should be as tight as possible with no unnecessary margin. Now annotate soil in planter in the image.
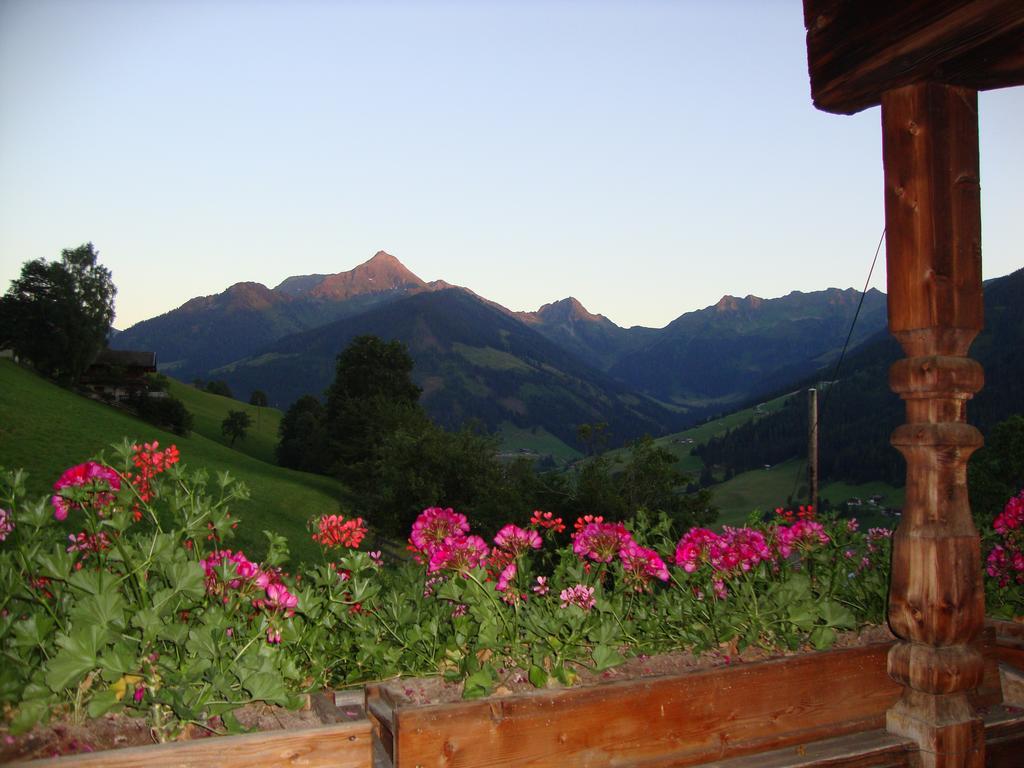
[388,624,897,706]
[0,696,364,763]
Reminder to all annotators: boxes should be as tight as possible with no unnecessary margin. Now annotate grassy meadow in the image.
[167,378,282,464]
[0,360,345,563]
[709,457,903,528]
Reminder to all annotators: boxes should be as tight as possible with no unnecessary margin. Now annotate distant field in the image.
[605,392,793,475]
[497,422,581,464]
[0,360,346,564]
[710,457,904,528]
[168,378,283,464]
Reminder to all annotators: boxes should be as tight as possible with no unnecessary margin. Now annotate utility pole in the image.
[808,387,818,512]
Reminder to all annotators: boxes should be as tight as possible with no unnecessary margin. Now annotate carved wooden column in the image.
[881,82,985,767]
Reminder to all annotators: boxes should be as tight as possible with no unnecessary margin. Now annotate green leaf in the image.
[186,625,219,660]
[158,621,189,645]
[69,590,126,631]
[45,625,106,691]
[592,644,625,672]
[528,665,548,688]
[820,599,857,629]
[10,698,50,735]
[810,626,837,650]
[35,545,75,581]
[242,672,288,705]
[87,689,122,718]
[67,568,110,596]
[168,560,206,601]
[462,667,495,700]
[11,615,55,648]
[99,643,138,683]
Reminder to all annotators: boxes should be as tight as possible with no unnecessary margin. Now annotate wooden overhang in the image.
[803,3,1023,766]
[804,0,1024,115]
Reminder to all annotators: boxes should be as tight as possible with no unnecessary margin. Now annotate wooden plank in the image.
[803,0,1024,114]
[382,644,900,768]
[20,719,373,768]
[695,729,916,768]
[983,705,1024,768]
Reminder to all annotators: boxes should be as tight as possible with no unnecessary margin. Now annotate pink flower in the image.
[717,527,772,573]
[0,508,13,541]
[619,540,669,590]
[573,521,632,563]
[133,685,145,704]
[267,627,282,644]
[66,530,112,555]
[428,535,490,574]
[264,582,298,612]
[410,507,470,557]
[493,524,542,555]
[559,584,596,611]
[532,576,549,596]
[775,520,830,558]
[51,461,122,520]
[495,562,517,593]
[673,528,721,573]
[994,492,1024,535]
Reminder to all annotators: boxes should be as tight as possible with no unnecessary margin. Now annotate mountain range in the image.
[112,251,889,451]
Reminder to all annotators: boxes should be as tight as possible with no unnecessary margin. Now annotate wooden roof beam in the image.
[804,0,1024,115]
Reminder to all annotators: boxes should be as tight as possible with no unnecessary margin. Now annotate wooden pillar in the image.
[881,82,986,767]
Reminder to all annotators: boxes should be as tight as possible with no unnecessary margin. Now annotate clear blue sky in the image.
[1,0,1021,331]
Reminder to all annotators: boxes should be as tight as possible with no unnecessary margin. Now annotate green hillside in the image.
[711,458,904,527]
[605,392,791,475]
[167,378,282,464]
[0,360,346,564]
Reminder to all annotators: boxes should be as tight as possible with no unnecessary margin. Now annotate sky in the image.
[1,0,1021,332]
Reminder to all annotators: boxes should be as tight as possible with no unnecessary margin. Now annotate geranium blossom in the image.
[493,524,542,555]
[573,521,632,563]
[410,507,470,557]
[311,514,367,549]
[530,510,565,533]
[124,442,179,520]
[619,540,670,590]
[495,562,517,593]
[428,535,490,574]
[559,584,596,611]
[202,549,265,593]
[673,528,721,573]
[775,519,830,558]
[51,461,121,521]
[66,530,112,555]
[0,509,12,541]
[994,491,1024,535]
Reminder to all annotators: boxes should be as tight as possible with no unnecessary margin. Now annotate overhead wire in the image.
[785,227,886,508]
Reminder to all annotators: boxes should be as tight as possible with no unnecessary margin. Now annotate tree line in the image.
[277,335,717,538]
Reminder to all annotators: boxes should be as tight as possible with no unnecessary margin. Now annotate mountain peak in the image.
[306,251,426,301]
[536,297,605,324]
[714,294,763,312]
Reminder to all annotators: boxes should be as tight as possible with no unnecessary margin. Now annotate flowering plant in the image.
[0,440,315,739]
[984,489,1024,618]
[2,442,898,732]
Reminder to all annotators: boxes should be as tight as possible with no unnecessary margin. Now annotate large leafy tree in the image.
[277,395,329,473]
[0,243,116,384]
[221,410,252,447]
[324,335,428,482]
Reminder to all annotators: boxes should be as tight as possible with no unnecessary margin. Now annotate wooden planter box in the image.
[18,693,373,768]
[366,642,903,768]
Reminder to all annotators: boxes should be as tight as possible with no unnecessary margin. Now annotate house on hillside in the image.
[81,348,158,402]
